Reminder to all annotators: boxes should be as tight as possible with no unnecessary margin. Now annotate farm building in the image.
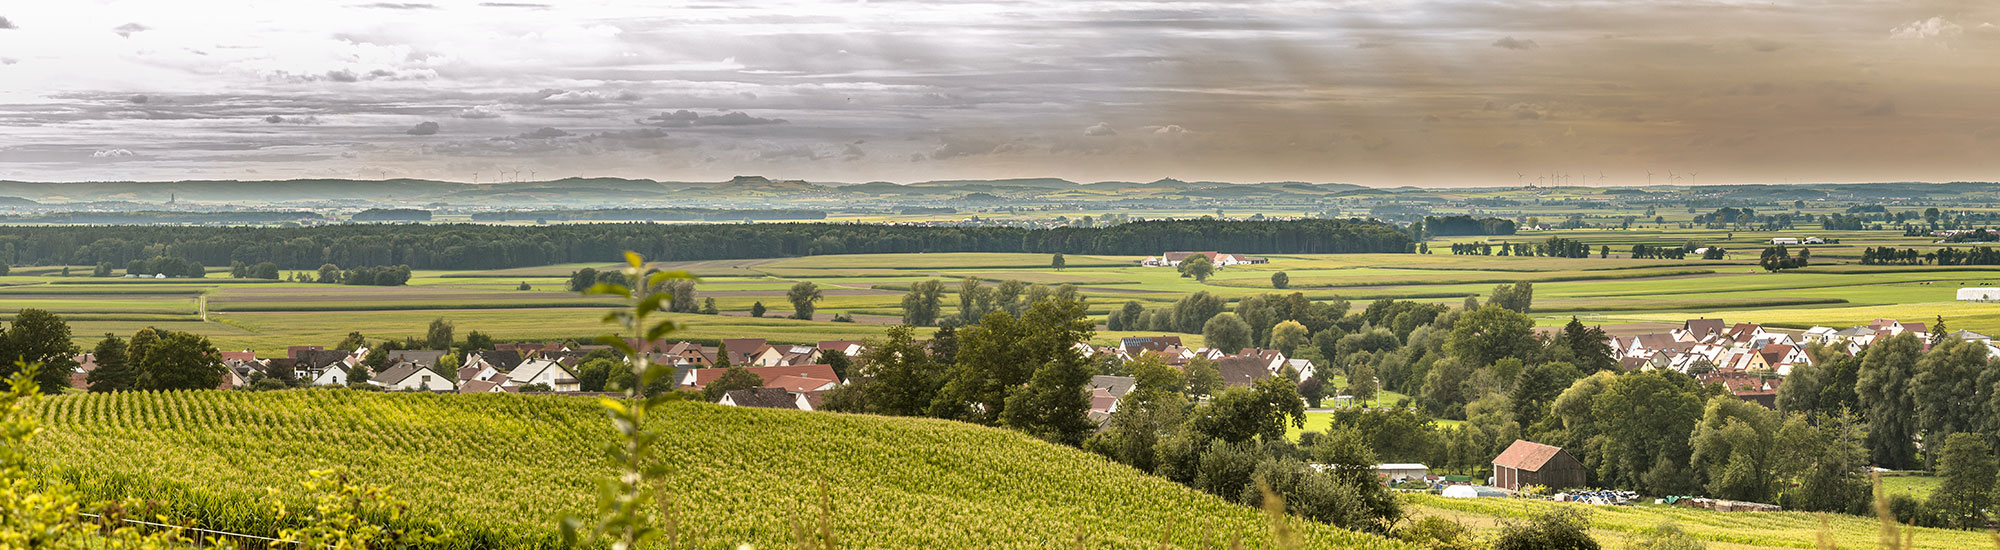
[1374,463,1428,482]
[1492,440,1585,491]
[1140,251,1268,267]
[1959,288,2000,302]
[1770,237,1800,245]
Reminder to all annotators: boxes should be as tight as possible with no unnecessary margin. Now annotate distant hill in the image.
[30,390,1405,549]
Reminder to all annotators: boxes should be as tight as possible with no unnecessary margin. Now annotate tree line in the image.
[0,218,1415,270]
[1861,246,2000,266]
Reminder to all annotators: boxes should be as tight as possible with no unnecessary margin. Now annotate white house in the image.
[1959,288,2000,302]
[312,365,354,386]
[506,358,580,392]
[372,364,455,392]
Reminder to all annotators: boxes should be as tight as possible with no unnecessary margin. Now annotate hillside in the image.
[26,390,1406,549]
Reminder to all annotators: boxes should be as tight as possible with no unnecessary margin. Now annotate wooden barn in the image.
[1492,440,1585,491]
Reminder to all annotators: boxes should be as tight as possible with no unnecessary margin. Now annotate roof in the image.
[386,349,448,366]
[1216,356,1273,387]
[1089,375,1137,398]
[297,349,353,369]
[1953,330,1992,341]
[1090,387,1118,412]
[1493,440,1572,471]
[458,379,503,393]
[722,387,801,409]
[474,350,524,371]
[1684,318,1726,337]
[374,364,421,385]
[508,358,576,386]
[1903,322,1929,334]
[1376,463,1429,470]
[687,364,838,389]
[765,374,837,393]
[220,350,259,363]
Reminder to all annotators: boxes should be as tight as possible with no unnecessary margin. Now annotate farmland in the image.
[1405,493,1991,550]
[3,227,1996,354]
[25,389,1404,549]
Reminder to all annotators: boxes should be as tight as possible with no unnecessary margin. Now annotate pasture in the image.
[2,227,1994,354]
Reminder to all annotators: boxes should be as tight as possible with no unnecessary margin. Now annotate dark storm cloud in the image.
[0,16,15,30]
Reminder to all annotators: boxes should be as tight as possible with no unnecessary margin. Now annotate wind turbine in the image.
[473,171,480,183]
[1517,172,1525,186]
[1687,172,1698,186]
[1646,171,1654,185]
[530,171,537,182]
[1669,171,1679,185]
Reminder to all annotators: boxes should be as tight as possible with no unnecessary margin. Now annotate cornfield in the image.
[26,389,1410,549]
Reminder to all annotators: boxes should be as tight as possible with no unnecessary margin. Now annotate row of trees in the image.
[0,218,1415,270]
[295,264,413,286]
[1860,246,2000,266]
[1420,215,1517,236]
[899,278,1084,327]
[0,309,230,395]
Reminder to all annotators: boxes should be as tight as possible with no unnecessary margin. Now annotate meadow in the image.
[1405,493,1988,550]
[2,227,1994,354]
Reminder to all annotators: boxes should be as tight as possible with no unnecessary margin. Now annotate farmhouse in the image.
[719,387,813,411]
[372,364,455,392]
[1492,440,1585,491]
[506,358,580,392]
[1140,251,1268,268]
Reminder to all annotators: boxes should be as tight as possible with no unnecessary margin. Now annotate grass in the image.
[1405,492,1993,550]
[28,389,1408,550]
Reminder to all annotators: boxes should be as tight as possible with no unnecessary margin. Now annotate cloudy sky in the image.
[0,1,1996,186]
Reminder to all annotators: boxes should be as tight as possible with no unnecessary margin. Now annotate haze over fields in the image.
[2,1,1998,186]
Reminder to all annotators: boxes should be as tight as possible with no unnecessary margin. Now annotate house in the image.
[1089,387,1120,420]
[1089,375,1137,399]
[682,364,840,390]
[662,341,714,367]
[507,358,580,392]
[385,350,448,368]
[457,379,508,394]
[1285,358,1317,381]
[1949,330,1992,344]
[372,364,455,391]
[720,338,772,365]
[719,387,812,410]
[1141,251,1267,268]
[1216,355,1275,387]
[1801,326,1839,344]
[1375,463,1429,483]
[465,349,524,373]
[763,374,838,393]
[1770,237,1800,245]
[818,340,867,358]
[1238,348,1290,374]
[1492,440,1586,491]
[312,364,357,386]
[1959,288,2000,302]
[1676,318,1727,342]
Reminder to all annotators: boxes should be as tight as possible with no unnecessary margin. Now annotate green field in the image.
[4,226,1996,354]
[27,389,1405,549]
[1406,493,1992,550]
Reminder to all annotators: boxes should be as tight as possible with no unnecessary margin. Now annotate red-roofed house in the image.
[681,364,839,389]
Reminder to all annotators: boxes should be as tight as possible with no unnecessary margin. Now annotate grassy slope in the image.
[28,390,1404,550]
[1407,494,1993,550]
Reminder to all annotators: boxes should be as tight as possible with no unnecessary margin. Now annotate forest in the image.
[0,218,1415,270]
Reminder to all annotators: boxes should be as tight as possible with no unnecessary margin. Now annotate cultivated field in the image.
[2,228,1994,353]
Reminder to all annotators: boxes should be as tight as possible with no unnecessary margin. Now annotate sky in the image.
[0,0,1996,187]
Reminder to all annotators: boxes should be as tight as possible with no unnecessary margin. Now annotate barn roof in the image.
[1492,440,1571,471]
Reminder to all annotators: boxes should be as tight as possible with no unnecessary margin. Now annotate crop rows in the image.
[28,389,1410,549]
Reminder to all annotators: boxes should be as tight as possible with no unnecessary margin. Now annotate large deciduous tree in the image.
[85,333,134,393]
[0,308,80,394]
[1202,313,1253,353]
[1856,332,1924,469]
[136,330,225,391]
[900,279,946,326]
[787,281,824,320]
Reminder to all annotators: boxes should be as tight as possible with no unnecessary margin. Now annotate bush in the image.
[1492,508,1598,550]
[1393,516,1480,550]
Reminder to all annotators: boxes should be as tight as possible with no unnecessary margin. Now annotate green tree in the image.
[1593,370,1704,495]
[1185,375,1305,443]
[1445,304,1536,368]
[1911,336,1990,451]
[857,325,942,416]
[1513,361,1580,433]
[786,281,823,320]
[1171,291,1227,334]
[576,358,617,392]
[900,279,946,326]
[136,330,225,391]
[701,297,719,315]
[425,318,454,350]
[1775,412,1870,514]
[1856,332,1924,469]
[1271,271,1289,289]
[460,331,495,354]
[337,331,366,351]
[992,279,1027,316]
[1687,396,1781,502]
[1050,253,1066,271]
[702,365,763,401]
[1487,281,1534,313]
[1000,323,1098,446]
[317,263,343,284]
[1929,432,1998,528]
[956,277,991,323]
[84,333,133,393]
[0,308,80,394]
[1178,254,1216,282]
[1549,317,1616,372]
[1267,320,1309,356]
[933,296,1093,424]
[822,349,852,382]
[1202,312,1252,353]
[1183,357,1222,397]
[1084,354,1186,471]
[567,267,598,292]
[125,327,159,370]
[1347,361,1378,404]
[749,301,767,318]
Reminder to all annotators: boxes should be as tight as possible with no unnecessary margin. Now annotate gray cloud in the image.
[477,2,548,7]
[517,127,570,139]
[0,16,14,30]
[454,106,501,119]
[508,89,641,105]
[1491,36,1539,50]
[637,110,786,128]
[266,115,322,125]
[326,70,359,83]
[91,149,137,158]
[1084,122,1116,136]
[360,2,437,9]
[128,94,148,104]
[406,121,440,135]
[113,23,148,37]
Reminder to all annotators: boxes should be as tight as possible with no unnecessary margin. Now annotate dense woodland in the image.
[469,208,829,222]
[0,218,1415,270]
